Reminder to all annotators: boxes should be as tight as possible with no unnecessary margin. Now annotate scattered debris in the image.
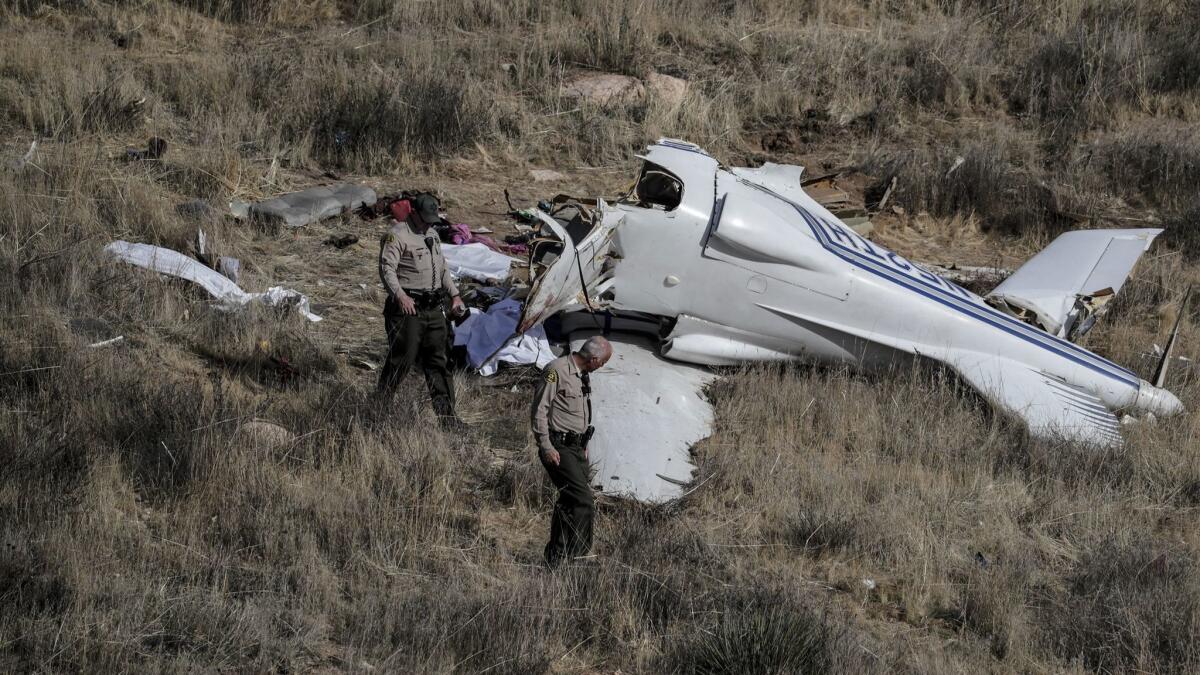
[945,155,966,178]
[443,243,517,282]
[8,140,37,172]
[324,234,359,249]
[235,419,295,450]
[235,183,377,228]
[452,298,554,376]
[875,176,897,213]
[88,336,125,349]
[125,137,167,162]
[105,241,322,322]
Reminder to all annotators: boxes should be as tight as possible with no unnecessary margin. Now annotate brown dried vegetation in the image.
[2,1,1200,672]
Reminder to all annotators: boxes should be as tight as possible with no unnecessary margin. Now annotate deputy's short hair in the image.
[577,336,611,360]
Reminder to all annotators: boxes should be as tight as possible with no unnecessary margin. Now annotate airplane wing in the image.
[949,352,1123,447]
[986,228,1162,339]
[570,333,717,503]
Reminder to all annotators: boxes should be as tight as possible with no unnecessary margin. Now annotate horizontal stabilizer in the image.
[951,353,1122,447]
[987,228,1161,339]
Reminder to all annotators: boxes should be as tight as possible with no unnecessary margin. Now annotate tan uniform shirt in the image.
[378,220,459,300]
[531,355,591,452]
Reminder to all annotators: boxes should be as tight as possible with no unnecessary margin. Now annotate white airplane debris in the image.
[985,229,1162,340]
[442,242,518,282]
[516,139,1184,502]
[570,332,715,503]
[105,241,322,322]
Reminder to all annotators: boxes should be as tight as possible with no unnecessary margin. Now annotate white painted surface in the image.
[987,228,1161,336]
[570,334,716,503]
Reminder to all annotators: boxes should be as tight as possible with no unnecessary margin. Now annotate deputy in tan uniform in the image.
[377,193,466,428]
[530,335,612,567]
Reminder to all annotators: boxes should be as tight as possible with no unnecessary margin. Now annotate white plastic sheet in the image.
[452,298,553,376]
[442,243,517,282]
[105,241,322,322]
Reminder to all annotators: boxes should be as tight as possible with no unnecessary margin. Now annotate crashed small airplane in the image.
[517,139,1183,502]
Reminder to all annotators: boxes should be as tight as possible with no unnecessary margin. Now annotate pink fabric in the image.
[445,223,527,255]
[450,223,505,252]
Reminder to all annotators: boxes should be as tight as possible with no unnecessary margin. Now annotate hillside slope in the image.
[3,2,1199,672]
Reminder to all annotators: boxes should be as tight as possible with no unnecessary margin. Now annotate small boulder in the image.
[529,169,567,182]
[561,73,645,106]
[236,420,294,450]
[646,72,687,110]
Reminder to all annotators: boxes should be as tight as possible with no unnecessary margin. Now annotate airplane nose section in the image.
[1136,381,1185,418]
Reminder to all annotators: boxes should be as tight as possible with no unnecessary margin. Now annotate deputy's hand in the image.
[398,294,417,315]
[450,295,465,314]
[541,447,560,466]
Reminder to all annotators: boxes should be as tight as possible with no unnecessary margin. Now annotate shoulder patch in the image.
[383,232,397,244]
[545,369,558,384]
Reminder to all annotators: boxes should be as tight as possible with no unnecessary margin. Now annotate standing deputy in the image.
[530,336,613,567]
[377,193,466,429]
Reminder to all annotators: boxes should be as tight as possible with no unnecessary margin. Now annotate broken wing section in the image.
[950,352,1123,447]
[986,228,1162,339]
[517,202,622,333]
[571,334,717,503]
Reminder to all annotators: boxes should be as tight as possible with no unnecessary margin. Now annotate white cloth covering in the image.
[105,241,322,322]
[452,298,554,376]
[442,243,517,282]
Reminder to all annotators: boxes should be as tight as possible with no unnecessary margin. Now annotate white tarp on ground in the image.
[442,243,517,282]
[453,298,553,376]
[568,333,716,503]
[105,241,322,322]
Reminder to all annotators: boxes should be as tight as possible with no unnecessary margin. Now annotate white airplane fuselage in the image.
[606,143,1181,420]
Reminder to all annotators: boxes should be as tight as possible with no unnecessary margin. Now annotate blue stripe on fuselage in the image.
[734,180,1139,388]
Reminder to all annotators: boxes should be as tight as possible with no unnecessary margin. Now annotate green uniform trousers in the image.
[378,305,456,418]
[541,439,594,566]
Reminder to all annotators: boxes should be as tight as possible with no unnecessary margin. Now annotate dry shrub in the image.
[863,132,1072,236]
[1091,124,1200,210]
[665,589,868,674]
[1039,535,1200,673]
[1160,200,1200,261]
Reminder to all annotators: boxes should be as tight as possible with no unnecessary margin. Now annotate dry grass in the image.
[3,0,1200,672]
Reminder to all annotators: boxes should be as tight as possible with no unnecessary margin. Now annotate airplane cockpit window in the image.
[629,162,682,211]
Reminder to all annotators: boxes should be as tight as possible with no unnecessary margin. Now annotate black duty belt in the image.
[402,289,445,310]
[550,426,595,447]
